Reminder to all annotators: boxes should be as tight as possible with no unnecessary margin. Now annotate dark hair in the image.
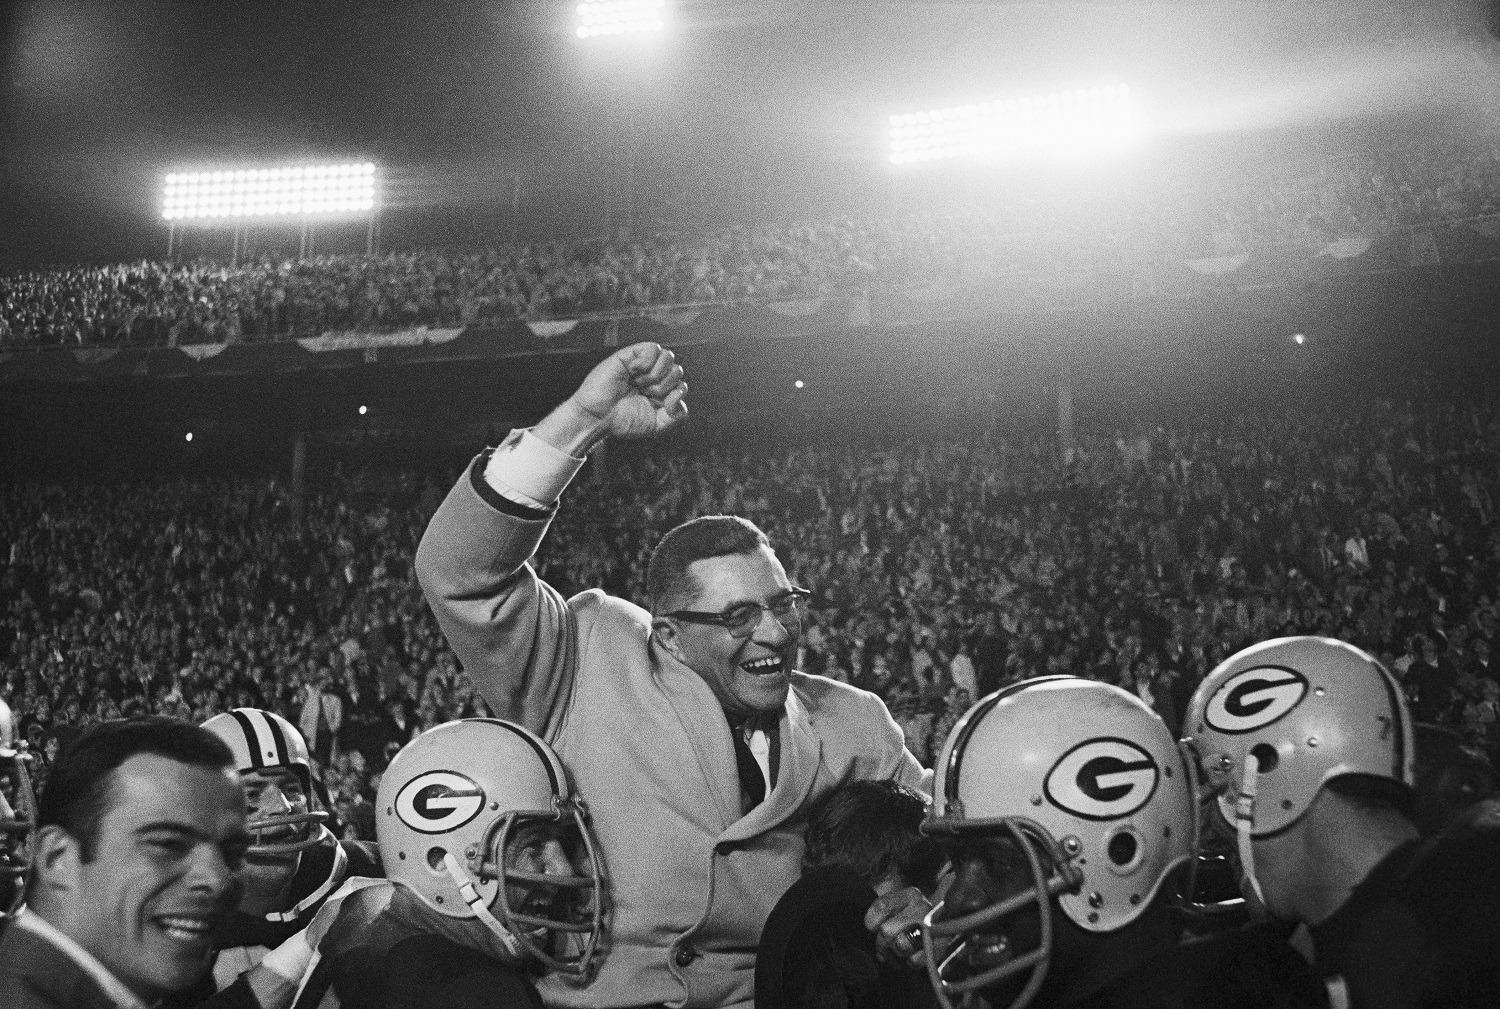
[802,779,945,893]
[646,515,771,614]
[37,716,236,862]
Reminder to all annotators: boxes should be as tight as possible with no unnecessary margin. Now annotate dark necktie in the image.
[732,726,766,812]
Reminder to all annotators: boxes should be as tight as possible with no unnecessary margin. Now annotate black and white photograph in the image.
[3,2,1500,1007]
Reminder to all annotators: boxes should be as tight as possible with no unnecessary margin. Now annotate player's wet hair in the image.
[803,779,944,893]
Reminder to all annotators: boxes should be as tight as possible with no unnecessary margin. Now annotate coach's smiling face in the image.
[656,546,800,721]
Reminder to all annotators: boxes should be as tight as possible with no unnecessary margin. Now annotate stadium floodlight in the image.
[575,0,665,38]
[887,85,1142,165]
[161,162,377,220]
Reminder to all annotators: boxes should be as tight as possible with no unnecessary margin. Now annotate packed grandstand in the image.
[3,398,1497,840]
[4,74,1500,844]
[5,136,1500,348]
[11,4,1500,1007]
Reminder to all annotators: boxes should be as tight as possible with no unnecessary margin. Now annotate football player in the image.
[757,779,946,1009]
[1183,636,1500,1009]
[290,717,605,1009]
[0,698,36,919]
[922,676,1324,1009]
[176,708,380,1000]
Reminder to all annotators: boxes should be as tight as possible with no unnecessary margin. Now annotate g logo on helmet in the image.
[1045,738,1159,821]
[1204,666,1309,734]
[394,771,486,834]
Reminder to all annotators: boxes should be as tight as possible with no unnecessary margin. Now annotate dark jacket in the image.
[0,916,260,1009]
[292,882,543,1009]
[0,921,126,1009]
[756,865,936,1009]
[1310,811,1500,1009]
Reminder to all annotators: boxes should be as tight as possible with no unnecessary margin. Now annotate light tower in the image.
[574,0,666,39]
[161,162,378,264]
[573,1,667,234]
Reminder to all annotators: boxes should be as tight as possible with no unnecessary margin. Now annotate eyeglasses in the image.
[665,587,812,639]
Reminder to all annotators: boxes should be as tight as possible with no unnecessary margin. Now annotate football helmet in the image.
[376,718,604,978]
[1181,636,1414,908]
[202,708,330,855]
[923,676,1196,1009]
[0,698,36,916]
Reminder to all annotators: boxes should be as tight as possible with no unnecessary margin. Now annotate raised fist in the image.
[568,342,689,441]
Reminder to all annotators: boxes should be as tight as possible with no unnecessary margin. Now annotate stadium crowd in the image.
[5,137,1500,348]
[3,396,1497,840]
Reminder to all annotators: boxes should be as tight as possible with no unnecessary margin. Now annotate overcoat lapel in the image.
[649,643,824,840]
[650,640,743,830]
[720,687,821,843]
[0,924,124,1009]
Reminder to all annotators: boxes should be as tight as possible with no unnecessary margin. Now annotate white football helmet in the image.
[0,698,36,917]
[376,718,604,978]
[201,708,331,858]
[923,676,1196,1009]
[1181,636,1415,908]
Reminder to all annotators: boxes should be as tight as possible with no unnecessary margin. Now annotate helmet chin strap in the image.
[442,852,524,960]
[1233,759,1268,909]
[265,827,345,923]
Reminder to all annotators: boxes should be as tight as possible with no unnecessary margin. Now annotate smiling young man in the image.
[157,709,383,1006]
[416,342,928,1009]
[0,717,251,1009]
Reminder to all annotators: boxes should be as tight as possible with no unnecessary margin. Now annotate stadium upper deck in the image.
[5,137,1500,349]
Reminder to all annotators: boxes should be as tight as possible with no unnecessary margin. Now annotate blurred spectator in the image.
[298,669,343,766]
[946,641,976,701]
[5,396,1500,837]
[8,135,1500,348]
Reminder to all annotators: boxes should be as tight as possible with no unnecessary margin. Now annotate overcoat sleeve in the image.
[414,453,579,742]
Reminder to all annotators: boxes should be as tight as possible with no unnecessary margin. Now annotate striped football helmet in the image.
[201,708,330,858]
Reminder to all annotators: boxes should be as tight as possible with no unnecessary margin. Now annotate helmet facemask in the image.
[0,743,36,916]
[242,765,330,859]
[922,677,1198,1009]
[922,815,1084,1009]
[201,709,329,861]
[446,795,604,980]
[1173,740,1250,927]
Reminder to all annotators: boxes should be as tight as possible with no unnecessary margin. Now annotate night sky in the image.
[2,0,1495,272]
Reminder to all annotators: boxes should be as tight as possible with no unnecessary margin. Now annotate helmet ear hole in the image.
[1105,826,1144,874]
[1249,744,1279,774]
[427,847,449,873]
